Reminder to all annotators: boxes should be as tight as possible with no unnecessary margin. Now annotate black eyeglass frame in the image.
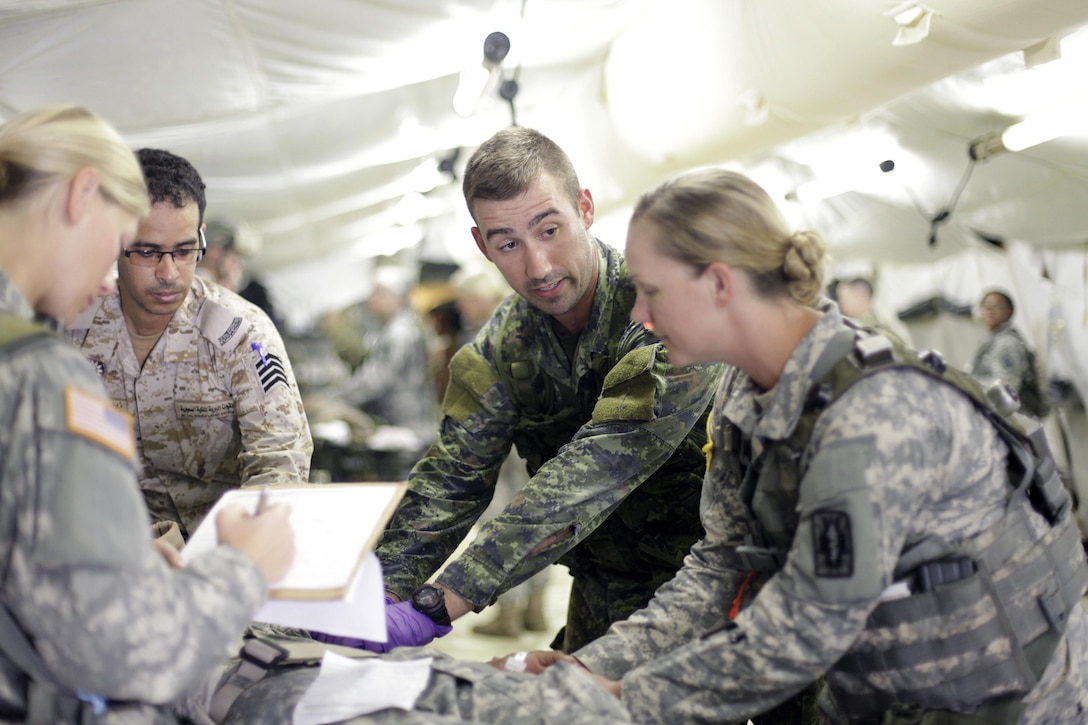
[121,247,206,266]
[121,228,208,267]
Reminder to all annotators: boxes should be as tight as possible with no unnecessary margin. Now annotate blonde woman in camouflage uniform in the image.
[0,105,294,722]
[560,169,1088,722]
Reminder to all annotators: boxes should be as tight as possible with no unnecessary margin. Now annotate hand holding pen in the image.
[217,485,295,584]
[255,484,270,515]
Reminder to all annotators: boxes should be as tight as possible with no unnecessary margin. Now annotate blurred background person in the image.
[969,288,1050,420]
[199,218,284,330]
[306,264,439,480]
[835,275,913,346]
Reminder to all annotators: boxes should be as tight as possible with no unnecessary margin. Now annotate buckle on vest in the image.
[239,637,288,668]
[855,335,894,367]
[912,557,975,593]
[806,384,833,410]
[208,637,288,722]
[919,349,947,374]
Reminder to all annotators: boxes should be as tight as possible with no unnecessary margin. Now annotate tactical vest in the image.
[727,327,1088,720]
[0,314,50,354]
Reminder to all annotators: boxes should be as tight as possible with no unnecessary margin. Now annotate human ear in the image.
[707,261,733,305]
[578,188,595,229]
[65,167,101,224]
[471,227,492,261]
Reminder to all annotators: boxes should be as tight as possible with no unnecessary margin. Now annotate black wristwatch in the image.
[411,584,451,626]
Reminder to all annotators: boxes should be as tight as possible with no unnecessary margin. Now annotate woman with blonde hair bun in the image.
[0,106,294,721]
[566,167,1088,722]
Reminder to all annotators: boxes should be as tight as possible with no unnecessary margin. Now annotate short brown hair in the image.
[462,127,580,222]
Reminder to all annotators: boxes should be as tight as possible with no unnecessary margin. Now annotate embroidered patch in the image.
[255,352,288,392]
[812,510,853,578]
[89,358,106,377]
[177,400,235,419]
[218,316,243,347]
[65,386,135,460]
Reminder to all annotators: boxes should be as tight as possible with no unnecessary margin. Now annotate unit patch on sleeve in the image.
[65,386,136,460]
[812,509,853,578]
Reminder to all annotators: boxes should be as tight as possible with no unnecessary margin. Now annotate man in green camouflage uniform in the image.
[65,149,312,538]
[367,127,722,652]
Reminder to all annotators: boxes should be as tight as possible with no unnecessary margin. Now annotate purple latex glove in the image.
[311,595,452,653]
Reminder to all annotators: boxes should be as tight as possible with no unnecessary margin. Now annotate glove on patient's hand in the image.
[311,596,452,653]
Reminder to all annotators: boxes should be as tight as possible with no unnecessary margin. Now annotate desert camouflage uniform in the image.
[574,302,1088,723]
[66,276,312,537]
[0,270,266,722]
[378,241,722,651]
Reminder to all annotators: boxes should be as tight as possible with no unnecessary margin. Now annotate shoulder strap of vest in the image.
[0,315,52,356]
[795,328,1070,524]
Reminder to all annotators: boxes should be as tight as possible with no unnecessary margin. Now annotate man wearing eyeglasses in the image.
[66,148,312,539]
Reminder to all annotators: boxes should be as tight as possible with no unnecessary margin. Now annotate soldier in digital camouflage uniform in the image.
[969,289,1049,419]
[232,168,1088,724]
[65,148,312,539]
[1,105,292,723]
[345,127,723,655]
[579,169,1088,722]
[306,265,439,480]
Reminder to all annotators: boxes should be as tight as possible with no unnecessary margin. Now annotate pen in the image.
[255,485,270,515]
[251,342,269,368]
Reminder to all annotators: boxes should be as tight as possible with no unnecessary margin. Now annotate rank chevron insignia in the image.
[256,352,288,392]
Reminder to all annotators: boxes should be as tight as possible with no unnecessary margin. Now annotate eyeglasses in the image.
[122,247,205,267]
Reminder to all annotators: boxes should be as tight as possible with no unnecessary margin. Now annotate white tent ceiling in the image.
[3,0,1088,339]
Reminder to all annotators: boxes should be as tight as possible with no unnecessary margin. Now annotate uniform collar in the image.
[721,298,847,443]
[0,268,36,321]
[578,240,622,361]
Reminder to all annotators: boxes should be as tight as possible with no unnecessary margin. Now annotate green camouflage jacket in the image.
[378,241,722,609]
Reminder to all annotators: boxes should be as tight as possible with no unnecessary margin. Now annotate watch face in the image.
[415,585,441,608]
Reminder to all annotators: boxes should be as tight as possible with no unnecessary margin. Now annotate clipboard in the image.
[181,481,406,600]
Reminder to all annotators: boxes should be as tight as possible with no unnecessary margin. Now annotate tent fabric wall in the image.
[2,1,1087,381]
[4,0,1088,285]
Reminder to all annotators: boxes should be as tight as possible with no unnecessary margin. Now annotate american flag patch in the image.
[256,352,288,393]
[65,386,136,460]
